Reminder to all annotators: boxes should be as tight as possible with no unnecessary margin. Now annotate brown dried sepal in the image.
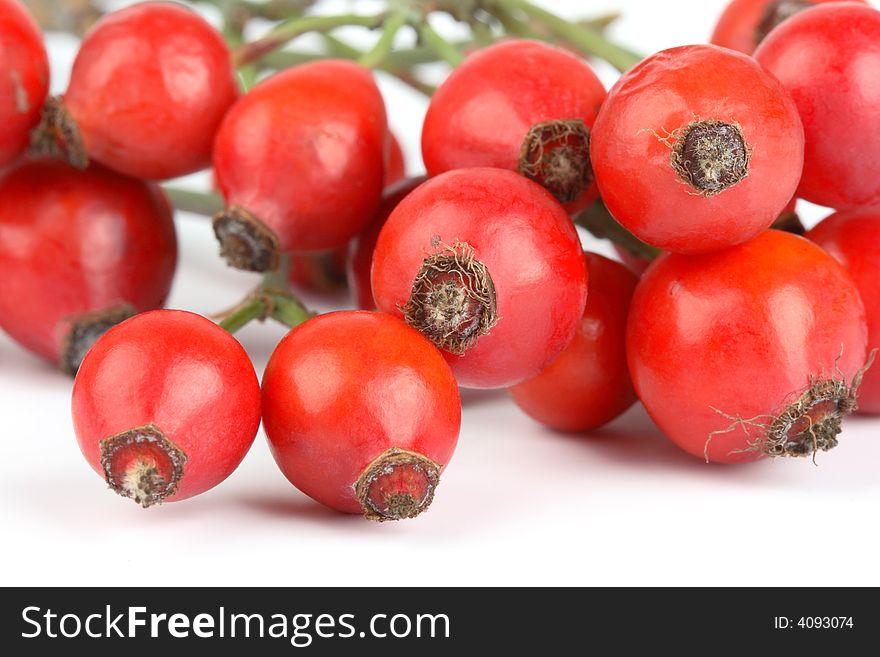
[518,119,592,204]
[355,447,441,522]
[29,96,88,169]
[212,206,281,273]
[59,303,136,376]
[665,119,751,197]
[402,239,498,355]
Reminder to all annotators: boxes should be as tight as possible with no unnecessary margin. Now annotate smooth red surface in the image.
[711,0,862,54]
[72,310,262,502]
[0,159,177,366]
[509,253,638,431]
[591,45,804,254]
[348,176,425,310]
[0,0,48,167]
[386,132,406,185]
[214,60,387,253]
[612,245,652,276]
[261,311,461,515]
[371,168,588,389]
[754,3,880,209]
[63,3,237,180]
[628,230,868,463]
[422,39,606,211]
[807,209,880,414]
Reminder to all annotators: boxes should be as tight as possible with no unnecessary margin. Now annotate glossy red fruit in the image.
[348,176,426,310]
[591,45,804,254]
[754,3,880,209]
[0,0,48,167]
[288,248,349,295]
[262,311,460,521]
[39,3,237,180]
[0,159,177,374]
[372,168,588,389]
[807,209,880,414]
[386,132,406,185]
[628,230,868,464]
[509,253,638,432]
[422,39,606,212]
[213,60,387,271]
[711,0,864,54]
[72,310,262,507]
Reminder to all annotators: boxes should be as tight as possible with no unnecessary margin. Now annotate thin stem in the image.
[322,34,436,96]
[494,0,643,71]
[359,10,410,69]
[218,296,268,333]
[234,12,385,67]
[574,200,662,261]
[418,22,465,66]
[162,187,224,216]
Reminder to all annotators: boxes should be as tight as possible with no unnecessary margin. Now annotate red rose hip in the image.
[213,60,388,271]
[34,2,237,180]
[262,311,461,521]
[72,310,262,507]
[509,253,638,432]
[422,39,606,210]
[754,3,880,209]
[627,230,869,463]
[371,168,589,389]
[0,159,177,374]
[591,45,804,254]
[0,0,49,167]
[807,209,880,414]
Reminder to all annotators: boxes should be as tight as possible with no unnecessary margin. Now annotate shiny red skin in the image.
[214,60,388,253]
[711,0,863,54]
[628,230,868,463]
[0,0,48,167]
[591,45,804,254]
[63,3,237,180]
[348,176,426,310]
[386,132,406,185]
[807,209,880,414]
[509,253,638,432]
[372,168,589,389]
[754,4,880,209]
[0,159,177,366]
[612,245,652,276]
[72,310,262,502]
[422,39,606,212]
[262,311,460,515]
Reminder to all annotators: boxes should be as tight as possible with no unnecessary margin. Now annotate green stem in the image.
[358,10,410,69]
[574,200,662,261]
[418,22,464,66]
[218,295,268,333]
[162,187,224,216]
[234,12,385,67]
[494,0,642,71]
[322,34,436,96]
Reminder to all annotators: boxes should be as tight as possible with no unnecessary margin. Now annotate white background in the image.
[2,0,878,587]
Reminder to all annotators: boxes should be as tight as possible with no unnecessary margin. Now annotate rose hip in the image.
[72,310,262,507]
[213,60,388,271]
[754,3,880,209]
[0,0,48,167]
[0,159,177,374]
[35,2,237,180]
[627,230,869,463]
[509,253,638,432]
[807,209,880,414]
[371,168,588,389]
[591,45,804,254]
[262,311,460,521]
[422,39,606,212]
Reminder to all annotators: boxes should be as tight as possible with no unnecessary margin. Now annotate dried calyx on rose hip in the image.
[0,159,177,375]
[422,39,606,214]
[627,230,871,464]
[0,0,49,168]
[261,311,460,521]
[30,2,237,181]
[212,60,388,272]
[590,44,804,254]
[72,310,262,507]
[710,0,866,55]
[371,168,588,389]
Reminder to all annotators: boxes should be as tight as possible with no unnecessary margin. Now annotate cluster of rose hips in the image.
[1,0,878,522]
